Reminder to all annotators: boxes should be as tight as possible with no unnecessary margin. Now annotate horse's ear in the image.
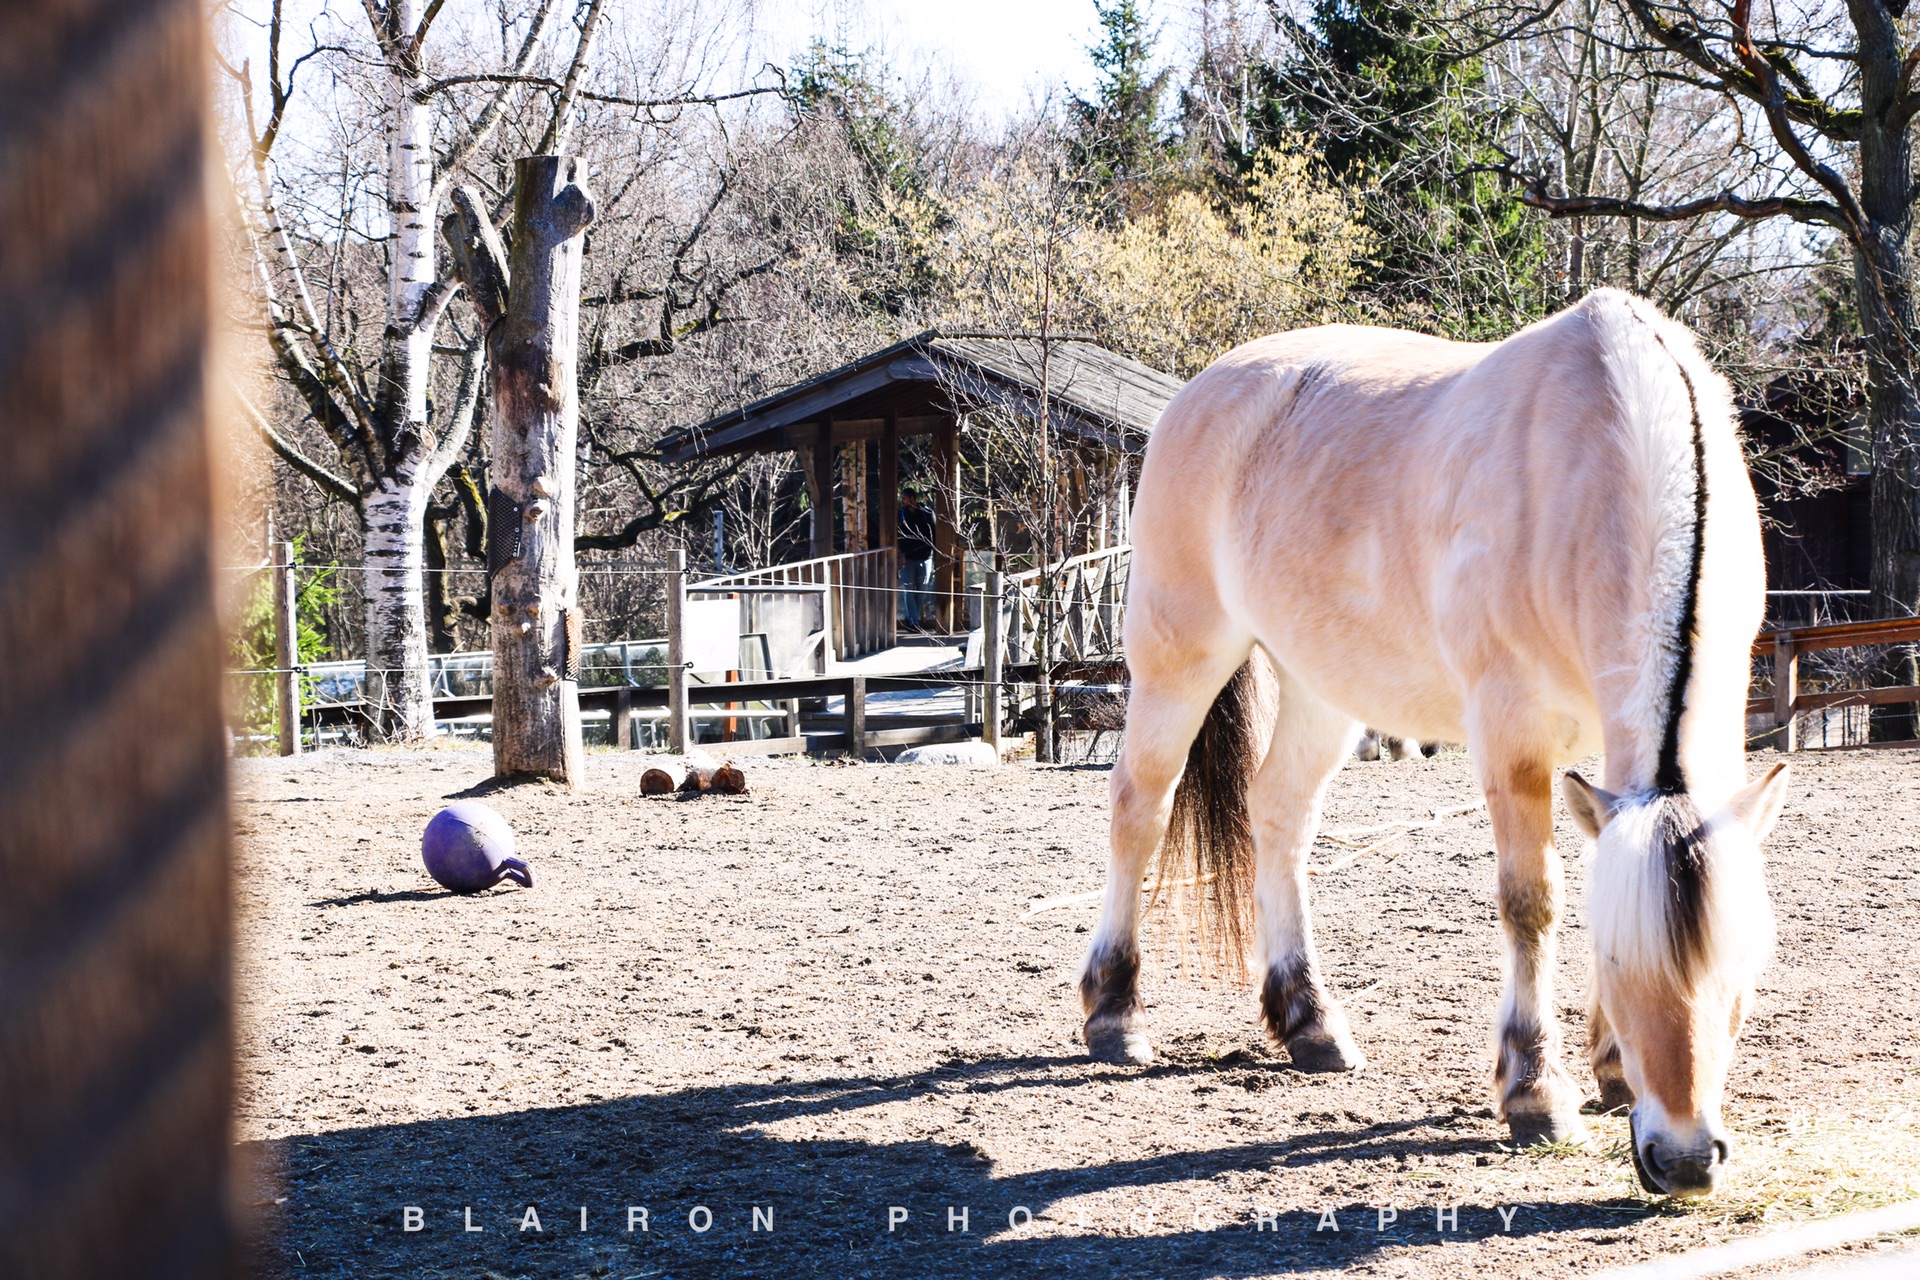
[1561,770,1617,839]
[1729,762,1791,843]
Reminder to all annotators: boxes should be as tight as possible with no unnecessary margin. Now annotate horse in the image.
[1080,289,1791,1199]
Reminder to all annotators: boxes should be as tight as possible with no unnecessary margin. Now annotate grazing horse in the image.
[1080,290,1790,1199]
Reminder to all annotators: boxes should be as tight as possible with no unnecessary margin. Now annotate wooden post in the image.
[984,570,1005,751]
[0,0,238,1270]
[273,541,301,755]
[803,421,834,558]
[1775,633,1799,753]
[841,442,868,553]
[477,154,596,784]
[615,686,633,750]
[847,674,867,758]
[667,547,690,753]
[933,419,961,632]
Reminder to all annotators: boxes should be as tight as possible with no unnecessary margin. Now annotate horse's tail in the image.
[1153,657,1264,971]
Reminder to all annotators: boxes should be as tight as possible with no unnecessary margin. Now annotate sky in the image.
[748,0,1107,120]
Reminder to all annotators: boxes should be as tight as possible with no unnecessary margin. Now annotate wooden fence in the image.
[696,546,897,662]
[1748,615,1920,751]
[1004,544,1129,666]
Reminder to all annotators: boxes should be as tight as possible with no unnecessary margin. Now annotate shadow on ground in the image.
[240,1053,1653,1279]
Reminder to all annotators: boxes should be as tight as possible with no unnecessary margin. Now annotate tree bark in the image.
[490,155,596,782]
[363,476,434,739]
[1853,60,1920,735]
[0,0,236,1272]
[357,0,443,742]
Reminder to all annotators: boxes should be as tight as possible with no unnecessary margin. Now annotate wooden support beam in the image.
[840,440,868,553]
[847,673,866,758]
[667,548,690,752]
[877,412,901,552]
[984,569,1005,752]
[932,418,960,632]
[803,421,834,558]
[1774,634,1799,753]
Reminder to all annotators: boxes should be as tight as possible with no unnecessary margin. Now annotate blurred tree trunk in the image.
[0,0,236,1274]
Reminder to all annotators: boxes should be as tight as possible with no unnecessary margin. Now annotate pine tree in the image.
[1068,0,1177,220]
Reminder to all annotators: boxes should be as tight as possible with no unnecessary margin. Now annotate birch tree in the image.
[225,0,575,739]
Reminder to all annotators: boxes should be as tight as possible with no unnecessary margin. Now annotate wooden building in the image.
[1741,379,1874,627]
[658,331,1183,630]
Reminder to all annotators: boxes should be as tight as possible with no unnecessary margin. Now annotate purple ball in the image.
[421,802,533,894]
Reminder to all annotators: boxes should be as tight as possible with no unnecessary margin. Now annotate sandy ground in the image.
[231,744,1920,1279]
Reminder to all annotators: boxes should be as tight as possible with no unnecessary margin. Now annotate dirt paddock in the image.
[233,745,1920,1279]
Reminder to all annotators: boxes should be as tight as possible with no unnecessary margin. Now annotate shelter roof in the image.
[656,331,1185,462]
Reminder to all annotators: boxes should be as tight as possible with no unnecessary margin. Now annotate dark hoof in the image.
[1285,1032,1366,1073]
[1084,1017,1153,1065]
[1594,1074,1635,1113]
[1506,1106,1587,1148]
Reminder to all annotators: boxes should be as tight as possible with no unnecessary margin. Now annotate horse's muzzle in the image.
[1630,1114,1729,1198]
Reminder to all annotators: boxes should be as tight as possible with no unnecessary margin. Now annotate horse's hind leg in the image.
[1248,667,1365,1070]
[1081,639,1250,1065]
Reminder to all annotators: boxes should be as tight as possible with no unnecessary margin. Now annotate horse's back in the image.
[1129,291,1754,752]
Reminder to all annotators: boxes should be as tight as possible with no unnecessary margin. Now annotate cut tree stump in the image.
[449,156,597,785]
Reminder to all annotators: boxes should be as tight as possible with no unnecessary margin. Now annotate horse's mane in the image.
[1589,791,1772,993]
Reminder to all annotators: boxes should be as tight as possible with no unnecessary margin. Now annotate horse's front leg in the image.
[1483,755,1587,1145]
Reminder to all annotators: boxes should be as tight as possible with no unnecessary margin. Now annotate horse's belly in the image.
[1262,630,1469,743]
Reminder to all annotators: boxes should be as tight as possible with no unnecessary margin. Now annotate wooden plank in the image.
[863,723,987,748]
[1747,683,1920,716]
[1753,617,1920,657]
[847,673,866,757]
[1793,684,1920,711]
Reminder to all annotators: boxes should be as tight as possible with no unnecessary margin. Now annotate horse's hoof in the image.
[1286,1032,1366,1073]
[1084,1019,1153,1066]
[1506,1106,1588,1148]
[1593,1074,1635,1113]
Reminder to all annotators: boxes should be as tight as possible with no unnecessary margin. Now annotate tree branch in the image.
[1474,154,1851,231]
[237,385,364,509]
[1729,0,1870,238]
[425,337,485,481]
[536,0,606,156]
[441,185,511,327]
[432,0,559,197]
[1619,0,1864,140]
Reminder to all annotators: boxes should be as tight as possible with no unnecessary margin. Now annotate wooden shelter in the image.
[658,331,1184,630]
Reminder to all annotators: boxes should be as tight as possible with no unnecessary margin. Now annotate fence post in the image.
[847,673,866,759]
[615,686,632,750]
[984,570,1004,752]
[667,547,690,753]
[1774,633,1799,753]
[273,540,301,756]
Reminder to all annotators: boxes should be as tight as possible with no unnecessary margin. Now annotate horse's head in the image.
[1563,763,1790,1198]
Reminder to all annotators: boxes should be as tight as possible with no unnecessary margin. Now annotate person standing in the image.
[897,485,937,631]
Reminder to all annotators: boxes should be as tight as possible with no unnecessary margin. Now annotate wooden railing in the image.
[1004,544,1130,666]
[1748,616,1920,750]
[698,547,897,662]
